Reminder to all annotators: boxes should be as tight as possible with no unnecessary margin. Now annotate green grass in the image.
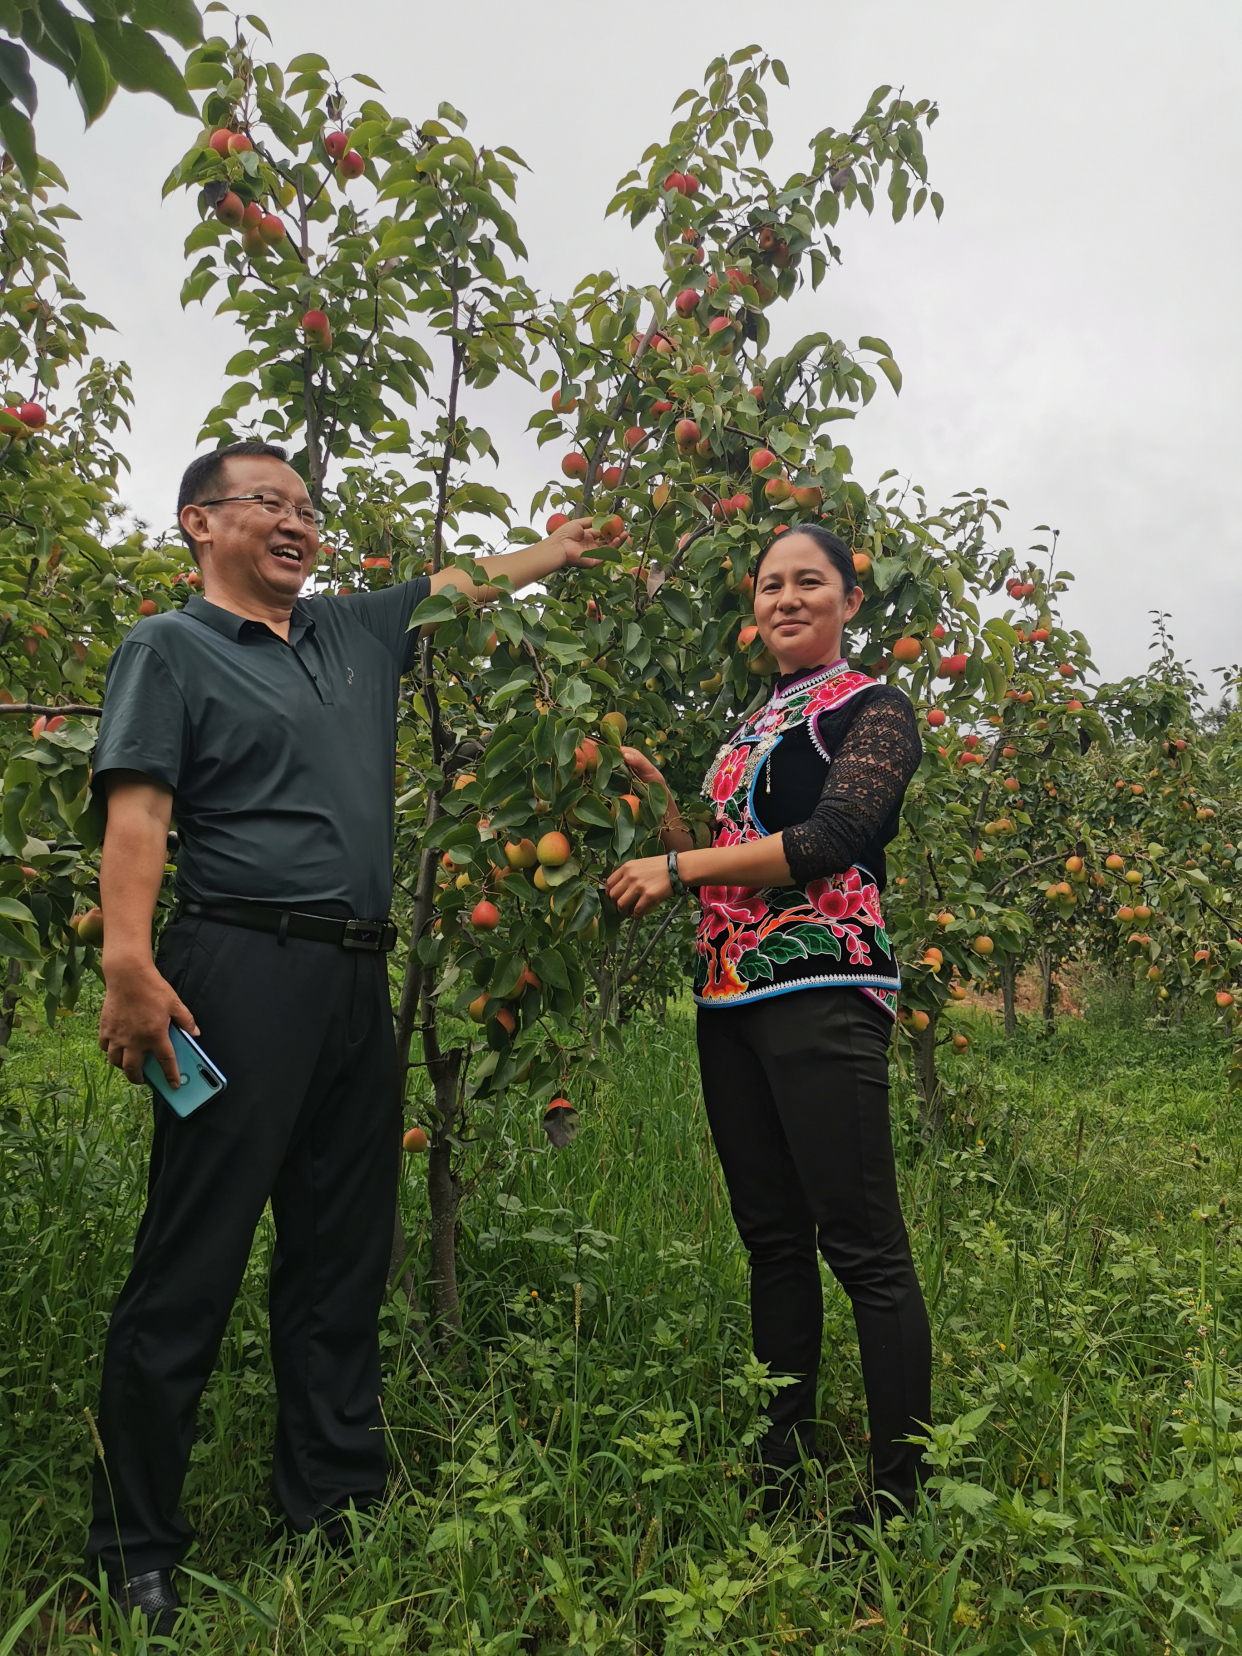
[3,986,1242,1652]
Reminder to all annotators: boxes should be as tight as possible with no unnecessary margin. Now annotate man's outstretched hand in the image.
[547,515,620,569]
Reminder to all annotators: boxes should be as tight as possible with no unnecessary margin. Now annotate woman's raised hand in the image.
[618,745,666,787]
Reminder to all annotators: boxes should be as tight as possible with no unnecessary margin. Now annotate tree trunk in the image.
[1038,950,1056,1028]
[426,1044,464,1348]
[999,955,1018,1039]
[0,957,22,1051]
[912,1010,943,1133]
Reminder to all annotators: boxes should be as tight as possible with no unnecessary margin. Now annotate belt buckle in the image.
[342,918,383,951]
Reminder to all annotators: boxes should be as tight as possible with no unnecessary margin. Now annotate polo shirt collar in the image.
[184,593,315,642]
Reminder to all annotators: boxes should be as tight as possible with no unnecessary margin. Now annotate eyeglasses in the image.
[198,493,324,530]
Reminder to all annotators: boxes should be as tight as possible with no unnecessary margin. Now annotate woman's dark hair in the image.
[752,522,857,593]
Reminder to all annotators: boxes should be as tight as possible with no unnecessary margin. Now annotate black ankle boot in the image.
[105,1568,182,1638]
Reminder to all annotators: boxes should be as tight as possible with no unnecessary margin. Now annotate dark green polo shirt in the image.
[92,582,430,917]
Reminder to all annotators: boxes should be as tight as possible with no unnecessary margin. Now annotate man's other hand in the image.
[99,963,199,1087]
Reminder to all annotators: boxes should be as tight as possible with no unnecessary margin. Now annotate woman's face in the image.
[753,535,864,673]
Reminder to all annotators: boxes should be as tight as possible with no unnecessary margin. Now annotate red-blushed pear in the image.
[339,150,365,179]
[972,935,994,956]
[1031,627,1050,642]
[302,309,332,350]
[1066,698,1084,713]
[651,399,673,415]
[598,514,624,540]
[138,599,158,617]
[1057,662,1075,678]
[562,452,588,479]
[731,493,752,517]
[227,133,253,155]
[76,907,104,946]
[546,512,569,533]
[470,900,499,932]
[682,171,700,194]
[1218,991,1235,1009]
[242,226,267,257]
[623,425,646,450]
[674,418,699,451]
[259,213,286,245]
[893,637,922,663]
[909,1010,930,1032]
[207,129,232,157]
[1003,775,1020,791]
[707,315,734,340]
[537,831,572,867]
[852,551,871,578]
[362,556,391,570]
[749,448,777,474]
[216,191,244,226]
[468,993,489,1022]
[674,288,700,317]
[663,171,686,193]
[614,792,641,821]
[324,129,350,161]
[963,734,979,749]
[1105,854,1124,870]
[403,1126,429,1153]
[600,710,627,739]
[792,484,822,510]
[574,739,600,775]
[495,1007,516,1036]
[738,624,758,648]
[764,476,792,503]
[504,838,538,870]
[550,387,578,415]
[939,653,969,678]
[601,465,622,489]
[953,1033,969,1052]
[931,623,946,641]
[17,402,45,428]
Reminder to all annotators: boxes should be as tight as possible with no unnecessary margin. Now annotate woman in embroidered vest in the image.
[606,523,930,1521]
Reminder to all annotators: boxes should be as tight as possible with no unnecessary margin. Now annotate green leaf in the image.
[0,896,34,924]
[542,856,580,888]
[0,915,41,964]
[71,22,115,124]
[658,586,692,628]
[408,592,460,627]
[0,102,37,185]
[858,335,892,356]
[771,57,788,86]
[285,51,329,71]
[93,20,197,115]
[130,0,205,50]
[0,41,38,114]
[533,948,570,991]
[569,794,614,830]
[876,356,902,395]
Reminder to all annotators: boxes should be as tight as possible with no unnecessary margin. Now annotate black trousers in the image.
[86,915,401,1577]
[697,988,931,1508]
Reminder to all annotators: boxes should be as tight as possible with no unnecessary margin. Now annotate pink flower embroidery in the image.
[805,869,866,923]
[699,885,770,938]
[711,746,750,803]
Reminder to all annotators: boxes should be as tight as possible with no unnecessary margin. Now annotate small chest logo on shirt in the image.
[346,666,354,685]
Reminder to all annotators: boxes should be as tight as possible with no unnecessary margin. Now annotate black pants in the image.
[697,988,931,1508]
[86,916,401,1577]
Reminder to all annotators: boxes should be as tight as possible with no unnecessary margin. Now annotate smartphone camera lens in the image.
[198,1065,220,1089]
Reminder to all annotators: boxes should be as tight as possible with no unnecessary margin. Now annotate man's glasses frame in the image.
[197,493,324,530]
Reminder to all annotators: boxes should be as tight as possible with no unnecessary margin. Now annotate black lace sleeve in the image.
[783,687,921,883]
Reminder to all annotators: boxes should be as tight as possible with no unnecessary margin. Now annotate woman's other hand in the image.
[605,855,674,916]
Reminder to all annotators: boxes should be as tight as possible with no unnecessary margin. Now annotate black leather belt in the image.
[181,901,398,953]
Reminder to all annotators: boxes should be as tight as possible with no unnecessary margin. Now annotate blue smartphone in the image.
[143,1024,228,1118]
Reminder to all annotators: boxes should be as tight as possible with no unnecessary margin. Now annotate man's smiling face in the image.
[182,455,318,613]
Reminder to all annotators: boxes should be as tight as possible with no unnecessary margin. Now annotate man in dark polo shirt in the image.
[87,440,606,1631]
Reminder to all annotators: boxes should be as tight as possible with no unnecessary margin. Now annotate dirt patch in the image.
[960,963,1088,1020]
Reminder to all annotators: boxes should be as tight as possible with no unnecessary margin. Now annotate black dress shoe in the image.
[106,1568,182,1638]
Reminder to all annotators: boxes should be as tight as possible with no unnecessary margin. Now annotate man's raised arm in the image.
[97,773,197,1086]
[426,517,610,603]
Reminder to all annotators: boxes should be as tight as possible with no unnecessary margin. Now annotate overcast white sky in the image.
[33,0,1242,693]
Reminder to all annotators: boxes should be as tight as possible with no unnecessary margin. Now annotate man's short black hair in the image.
[177,440,291,550]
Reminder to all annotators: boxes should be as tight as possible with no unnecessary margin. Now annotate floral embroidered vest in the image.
[693,661,900,1016]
